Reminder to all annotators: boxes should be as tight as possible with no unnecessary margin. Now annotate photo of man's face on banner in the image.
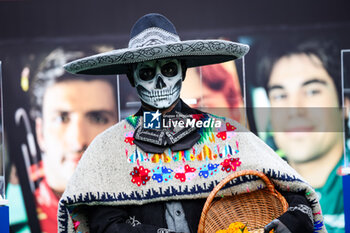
[248,32,350,232]
[2,42,121,232]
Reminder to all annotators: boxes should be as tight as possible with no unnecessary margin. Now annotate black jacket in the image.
[88,199,205,233]
[87,191,313,233]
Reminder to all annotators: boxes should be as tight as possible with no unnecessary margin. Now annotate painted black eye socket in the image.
[139,67,156,81]
[161,62,178,77]
[138,62,178,80]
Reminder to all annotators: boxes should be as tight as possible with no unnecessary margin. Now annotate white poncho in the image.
[58,113,326,233]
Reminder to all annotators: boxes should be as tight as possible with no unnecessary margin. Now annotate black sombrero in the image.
[64,13,249,76]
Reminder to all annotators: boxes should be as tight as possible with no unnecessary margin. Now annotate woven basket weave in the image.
[198,170,288,233]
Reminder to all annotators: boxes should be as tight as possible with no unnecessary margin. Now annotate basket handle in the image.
[198,170,284,233]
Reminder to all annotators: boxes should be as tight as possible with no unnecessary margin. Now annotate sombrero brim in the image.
[64,39,249,75]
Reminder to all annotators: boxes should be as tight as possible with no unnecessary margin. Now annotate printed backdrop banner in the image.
[1,23,350,233]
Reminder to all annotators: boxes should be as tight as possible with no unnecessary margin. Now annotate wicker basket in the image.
[198,170,288,233]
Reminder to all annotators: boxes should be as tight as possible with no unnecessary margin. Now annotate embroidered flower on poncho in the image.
[130,166,151,186]
[216,122,237,141]
[124,131,135,145]
[198,163,220,178]
[220,157,241,173]
[175,164,197,182]
[152,166,173,183]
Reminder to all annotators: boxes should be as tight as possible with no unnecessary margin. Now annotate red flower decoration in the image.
[184,164,196,173]
[216,131,227,140]
[226,122,236,131]
[124,131,135,145]
[175,165,197,182]
[130,166,151,186]
[124,137,134,145]
[175,173,186,182]
[220,158,241,173]
[216,123,236,141]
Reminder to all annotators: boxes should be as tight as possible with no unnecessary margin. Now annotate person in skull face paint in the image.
[58,14,326,233]
[132,59,184,110]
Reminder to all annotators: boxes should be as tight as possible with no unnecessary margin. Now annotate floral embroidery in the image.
[152,166,173,183]
[130,166,151,186]
[198,163,220,178]
[216,131,227,140]
[124,131,134,145]
[220,141,241,172]
[216,122,237,141]
[125,118,242,184]
[175,164,197,182]
[220,157,241,173]
[225,122,236,131]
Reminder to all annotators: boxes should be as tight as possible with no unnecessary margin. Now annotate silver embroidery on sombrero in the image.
[129,27,180,48]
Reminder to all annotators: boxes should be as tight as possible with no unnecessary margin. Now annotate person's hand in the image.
[264,219,292,233]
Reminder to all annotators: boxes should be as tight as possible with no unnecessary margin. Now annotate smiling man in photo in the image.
[260,39,347,233]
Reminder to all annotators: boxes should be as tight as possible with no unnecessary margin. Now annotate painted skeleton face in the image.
[134,59,182,109]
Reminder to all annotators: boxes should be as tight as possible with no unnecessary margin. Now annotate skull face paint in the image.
[134,59,182,109]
